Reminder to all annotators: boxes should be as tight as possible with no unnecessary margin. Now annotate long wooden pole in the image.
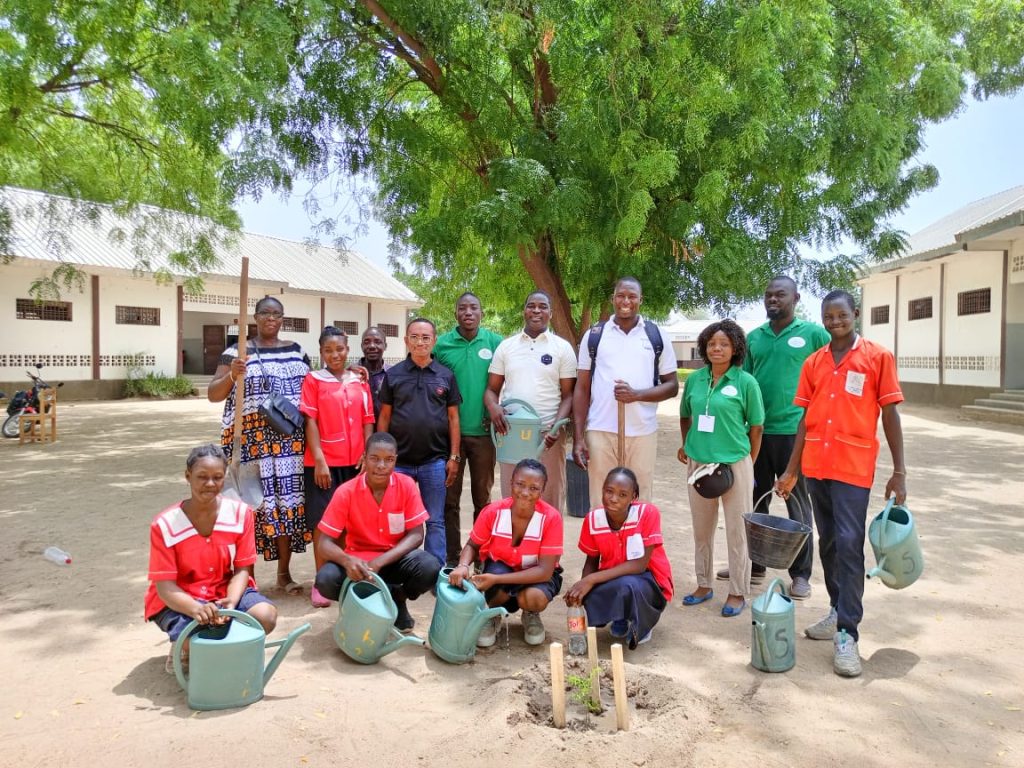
[617,401,625,464]
[611,643,629,731]
[549,642,566,728]
[231,257,250,469]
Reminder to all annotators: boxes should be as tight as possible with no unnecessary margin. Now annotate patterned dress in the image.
[220,341,312,560]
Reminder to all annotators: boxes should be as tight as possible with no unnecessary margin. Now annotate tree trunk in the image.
[517,239,579,345]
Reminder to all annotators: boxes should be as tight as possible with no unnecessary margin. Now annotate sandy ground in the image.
[1,396,1022,768]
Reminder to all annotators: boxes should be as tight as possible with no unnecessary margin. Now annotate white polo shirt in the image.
[577,316,678,436]
[489,329,577,424]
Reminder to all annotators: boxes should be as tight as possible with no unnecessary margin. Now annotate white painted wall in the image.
[1,261,94,379]
[861,277,897,351]
[896,266,941,384]
[98,273,178,379]
[943,251,1002,387]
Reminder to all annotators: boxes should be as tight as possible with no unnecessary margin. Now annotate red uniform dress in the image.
[578,502,674,601]
[145,497,258,620]
[300,370,375,467]
[469,498,564,569]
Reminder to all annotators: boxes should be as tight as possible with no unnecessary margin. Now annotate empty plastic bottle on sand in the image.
[567,604,587,656]
[43,546,71,565]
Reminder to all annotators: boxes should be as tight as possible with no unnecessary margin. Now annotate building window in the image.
[870,305,890,325]
[16,298,73,321]
[378,323,400,338]
[115,305,161,326]
[282,317,309,333]
[333,320,359,335]
[690,347,701,360]
[957,288,991,316]
[907,297,932,321]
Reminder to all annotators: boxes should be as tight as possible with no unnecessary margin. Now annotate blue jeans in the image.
[396,459,447,567]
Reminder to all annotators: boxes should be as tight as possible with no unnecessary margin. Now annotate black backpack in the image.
[586,319,665,387]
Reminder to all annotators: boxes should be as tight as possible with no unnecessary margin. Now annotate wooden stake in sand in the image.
[587,626,601,711]
[611,642,629,731]
[549,642,566,728]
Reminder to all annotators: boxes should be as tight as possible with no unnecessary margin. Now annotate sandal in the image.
[277,574,303,595]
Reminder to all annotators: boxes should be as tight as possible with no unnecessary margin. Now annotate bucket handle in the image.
[172,608,262,691]
[753,489,807,521]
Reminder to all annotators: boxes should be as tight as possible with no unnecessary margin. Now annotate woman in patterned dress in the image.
[208,296,311,594]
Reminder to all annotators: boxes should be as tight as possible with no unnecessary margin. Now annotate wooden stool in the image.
[19,387,58,444]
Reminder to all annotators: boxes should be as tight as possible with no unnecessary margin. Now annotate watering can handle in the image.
[340,569,393,602]
[499,398,539,416]
[879,494,896,553]
[171,608,262,690]
[763,577,788,599]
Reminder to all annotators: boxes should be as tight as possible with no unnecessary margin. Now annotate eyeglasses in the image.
[256,311,284,320]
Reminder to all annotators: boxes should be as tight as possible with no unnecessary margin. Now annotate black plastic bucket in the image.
[743,513,811,569]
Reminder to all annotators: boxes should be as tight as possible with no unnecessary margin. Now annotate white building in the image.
[661,314,763,368]
[1,188,421,398]
[859,185,1024,407]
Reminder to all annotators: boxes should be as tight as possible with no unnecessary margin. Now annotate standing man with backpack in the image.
[573,277,679,505]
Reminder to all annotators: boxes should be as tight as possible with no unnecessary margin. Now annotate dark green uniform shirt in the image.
[743,318,831,435]
[435,327,504,437]
[680,365,765,464]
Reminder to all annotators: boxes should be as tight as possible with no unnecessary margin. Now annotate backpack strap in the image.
[588,318,664,386]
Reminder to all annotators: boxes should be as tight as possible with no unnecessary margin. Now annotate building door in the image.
[203,325,226,374]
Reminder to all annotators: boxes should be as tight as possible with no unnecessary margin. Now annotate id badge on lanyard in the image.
[699,375,718,433]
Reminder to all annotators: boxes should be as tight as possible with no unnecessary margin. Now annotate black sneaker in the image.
[394,600,415,632]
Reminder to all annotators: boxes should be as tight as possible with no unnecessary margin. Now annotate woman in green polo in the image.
[677,320,764,617]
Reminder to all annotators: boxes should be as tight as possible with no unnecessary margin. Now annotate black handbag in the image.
[252,346,304,436]
[690,462,735,499]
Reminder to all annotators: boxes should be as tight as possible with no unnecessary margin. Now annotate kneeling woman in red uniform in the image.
[145,444,277,672]
[565,467,674,649]
[449,458,563,648]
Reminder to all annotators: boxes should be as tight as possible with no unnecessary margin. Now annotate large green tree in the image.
[226,0,1022,338]
[3,1,1023,331]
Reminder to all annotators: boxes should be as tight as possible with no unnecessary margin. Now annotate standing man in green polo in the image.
[717,276,830,598]
[435,292,504,567]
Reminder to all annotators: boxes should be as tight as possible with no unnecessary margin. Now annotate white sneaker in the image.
[833,629,862,677]
[476,615,501,648]
[522,610,545,646]
[805,607,838,640]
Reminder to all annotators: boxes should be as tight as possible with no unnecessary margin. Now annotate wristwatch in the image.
[449,454,461,463]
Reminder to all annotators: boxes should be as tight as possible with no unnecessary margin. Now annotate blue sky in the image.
[237,90,1024,273]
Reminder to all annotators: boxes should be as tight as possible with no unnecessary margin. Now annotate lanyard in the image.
[705,371,723,416]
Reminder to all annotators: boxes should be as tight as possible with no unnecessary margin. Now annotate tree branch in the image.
[357,0,444,92]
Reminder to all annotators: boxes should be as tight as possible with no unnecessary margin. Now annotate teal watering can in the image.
[173,609,310,711]
[428,568,508,663]
[335,571,425,664]
[867,497,924,590]
[750,578,796,673]
[491,399,570,465]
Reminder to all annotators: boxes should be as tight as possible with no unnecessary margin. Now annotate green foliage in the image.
[566,673,603,716]
[124,371,196,399]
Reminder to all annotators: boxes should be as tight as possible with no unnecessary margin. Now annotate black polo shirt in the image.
[379,355,462,465]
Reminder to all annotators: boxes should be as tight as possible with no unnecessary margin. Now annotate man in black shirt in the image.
[359,326,390,422]
[378,318,462,566]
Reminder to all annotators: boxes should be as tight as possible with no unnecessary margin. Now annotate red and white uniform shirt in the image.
[319,473,428,562]
[145,497,258,619]
[300,369,375,467]
[578,502,674,601]
[470,498,563,570]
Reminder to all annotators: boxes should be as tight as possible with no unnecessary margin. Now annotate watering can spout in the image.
[866,554,887,581]
[467,606,508,640]
[262,622,311,686]
[381,631,426,657]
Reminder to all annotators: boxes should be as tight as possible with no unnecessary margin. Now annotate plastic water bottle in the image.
[567,604,587,656]
[43,546,71,565]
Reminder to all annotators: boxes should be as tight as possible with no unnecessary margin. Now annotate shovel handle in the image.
[232,256,250,468]
[617,401,625,464]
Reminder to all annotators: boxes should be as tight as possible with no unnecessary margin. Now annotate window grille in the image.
[957,288,991,316]
[378,323,400,338]
[16,299,72,321]
[333,320,359,335]
[115,305,160,325]
[907,297,932,321]
[282,317,309,333]
[870,305,890,325]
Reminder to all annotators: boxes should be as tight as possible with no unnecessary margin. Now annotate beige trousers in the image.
[687,455,754,598]
[585,430,659,506]
[499,431,567,513]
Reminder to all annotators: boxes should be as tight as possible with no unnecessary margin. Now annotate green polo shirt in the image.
[680,366,765,464]
[743,318,831,434]
[435,327,504,436]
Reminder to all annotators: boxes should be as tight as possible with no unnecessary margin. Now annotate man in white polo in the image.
[485,290,576,511]
[572,276,679,503]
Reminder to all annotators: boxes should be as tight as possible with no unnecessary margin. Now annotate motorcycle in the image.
[3,364,64,438]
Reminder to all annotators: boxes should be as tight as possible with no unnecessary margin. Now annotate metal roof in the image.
[1,186,420,304]
[867,184,1024,274]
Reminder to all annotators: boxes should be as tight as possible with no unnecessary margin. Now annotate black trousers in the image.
[314,549,440,602]
[443,433,496,563]
[751,433,814,580]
